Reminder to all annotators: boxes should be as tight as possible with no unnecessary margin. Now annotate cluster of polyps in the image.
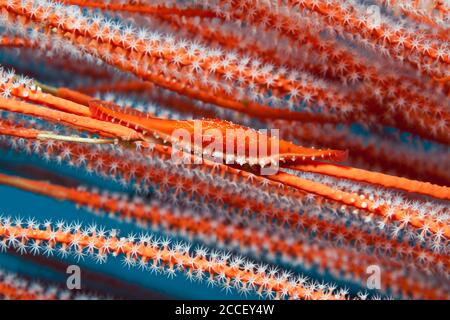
[0,216,350,300]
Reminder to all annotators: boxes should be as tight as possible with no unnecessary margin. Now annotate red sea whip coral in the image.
[0,0,448,300]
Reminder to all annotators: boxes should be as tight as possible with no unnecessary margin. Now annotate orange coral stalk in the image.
[43,81,342,125]
[276,121,450,186]
[0,97,142,141]
[8,82,91,117]
[0,221,339,300]
[74,80,342,124]
[50,87,93,107]
[0,119,118,144]
[0,119,40,139]
[290,161,450,201]
[268,172,450,239]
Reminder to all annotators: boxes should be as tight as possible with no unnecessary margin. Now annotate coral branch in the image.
[0,97,142,141]
[269,172,450,240]
[290,161,450,200]
[0,217,343,300]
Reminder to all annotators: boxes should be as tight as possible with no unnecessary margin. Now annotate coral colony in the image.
[0,0,448,300]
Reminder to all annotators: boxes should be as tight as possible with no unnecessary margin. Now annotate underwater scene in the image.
[0,0,448,301]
